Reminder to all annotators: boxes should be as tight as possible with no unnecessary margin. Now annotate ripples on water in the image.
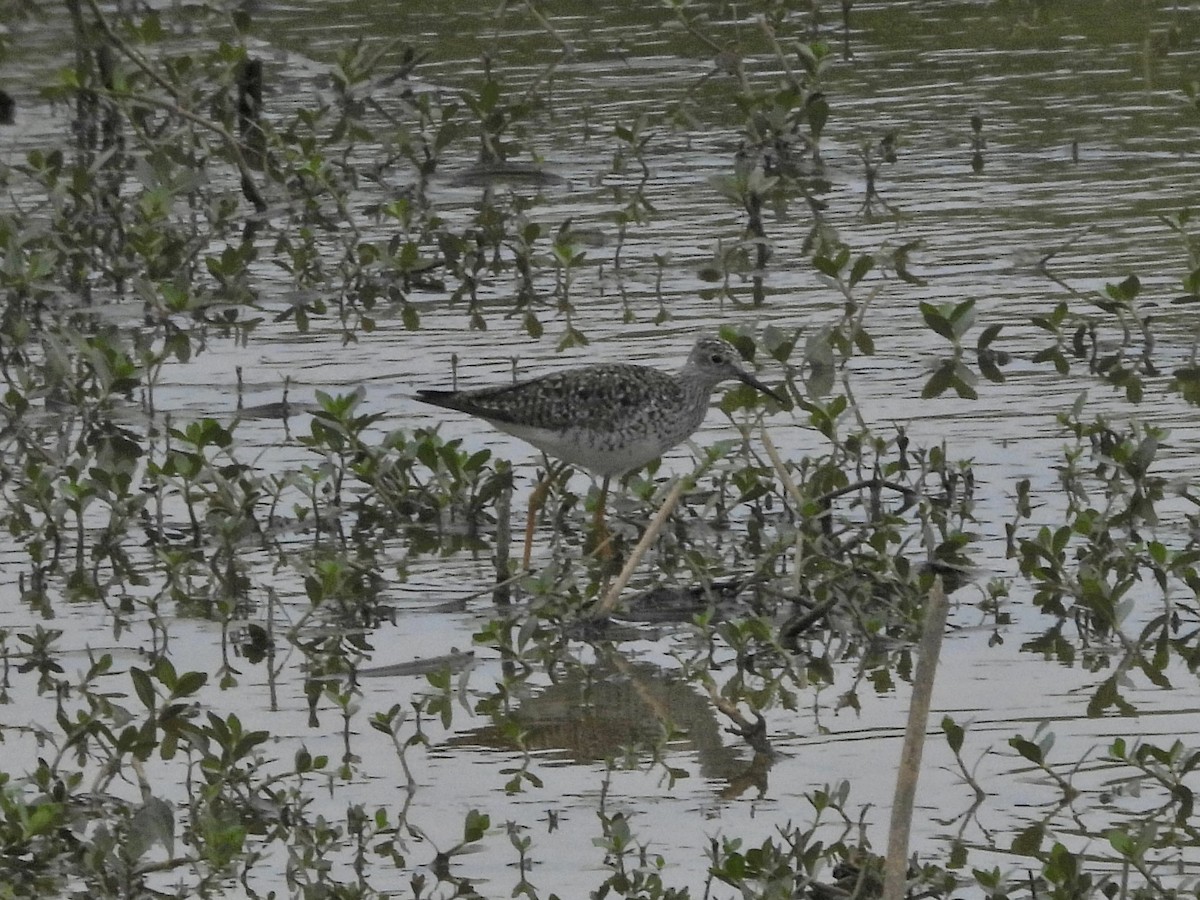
[2,1,1199,894]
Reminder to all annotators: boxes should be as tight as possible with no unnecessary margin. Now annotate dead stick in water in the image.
[492,461,513,605]
[759,424,803,509]
[882,576,949,900]
[590,477,689,620]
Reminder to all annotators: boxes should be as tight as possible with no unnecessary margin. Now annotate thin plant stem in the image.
[590,477,689,619]
[882,576,949,900]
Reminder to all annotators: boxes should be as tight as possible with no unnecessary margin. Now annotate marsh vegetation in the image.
[2,1,1200,897]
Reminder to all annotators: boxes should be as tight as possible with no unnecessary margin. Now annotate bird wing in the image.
[416,364,682,432]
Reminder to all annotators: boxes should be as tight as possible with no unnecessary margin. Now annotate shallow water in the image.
[2,1,1200,896]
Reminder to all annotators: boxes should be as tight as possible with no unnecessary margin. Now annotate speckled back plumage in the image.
[415,336,780,477]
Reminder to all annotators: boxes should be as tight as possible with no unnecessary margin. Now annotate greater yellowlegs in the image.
[415,335,784,565]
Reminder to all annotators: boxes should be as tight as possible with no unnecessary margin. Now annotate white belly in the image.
[494,421,670,476]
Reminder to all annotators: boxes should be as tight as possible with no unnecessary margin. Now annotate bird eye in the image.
[710,353,724,364]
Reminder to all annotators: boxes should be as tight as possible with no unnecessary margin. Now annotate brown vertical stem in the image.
[492,462,513,605]
[882,576,949,900]
[236,57,265,168]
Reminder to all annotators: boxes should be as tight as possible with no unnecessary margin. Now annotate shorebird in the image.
[415,335,784,566]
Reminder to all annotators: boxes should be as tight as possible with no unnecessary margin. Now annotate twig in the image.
[79,0,267,211]
[705,683,772,756]
[590,477,689,619]
[759,424,803,508]
[882,576,949,900]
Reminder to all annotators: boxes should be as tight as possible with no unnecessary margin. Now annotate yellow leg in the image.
[590,475,613,559]
[524,466,614,565]
[522,472,553,570]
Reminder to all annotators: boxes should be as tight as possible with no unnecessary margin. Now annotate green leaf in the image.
[947,298,976,339]
[1129,436,1158,475]
[812,254,842,278]
[951,372,978,400]
[463,809,490,843]
[853,326,875,355]
[1045,843,1079,882]
[479,78,500,112]
[978,352,1005,384]
[1125,376,1143,404]
[523,311,543,339]
[1105,274,1141,303]
[1171,366,1200,405]
[849,254,874,287]
[920,302,955,341]
[977,323,1002,349]
[1088,675,1134,717]
[950,364,979,400]
[1031,346,1069,374]
[131,667,156,710]
[1010,822,1044,856]
[893,240,927,285]
[942,715,964,753]
[22,802,64,839]
[972,866,1002,888]
[1107,829,1135,857]
[922,362,954,398]
[173,671,207,699]
[1008,736,1044,764]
